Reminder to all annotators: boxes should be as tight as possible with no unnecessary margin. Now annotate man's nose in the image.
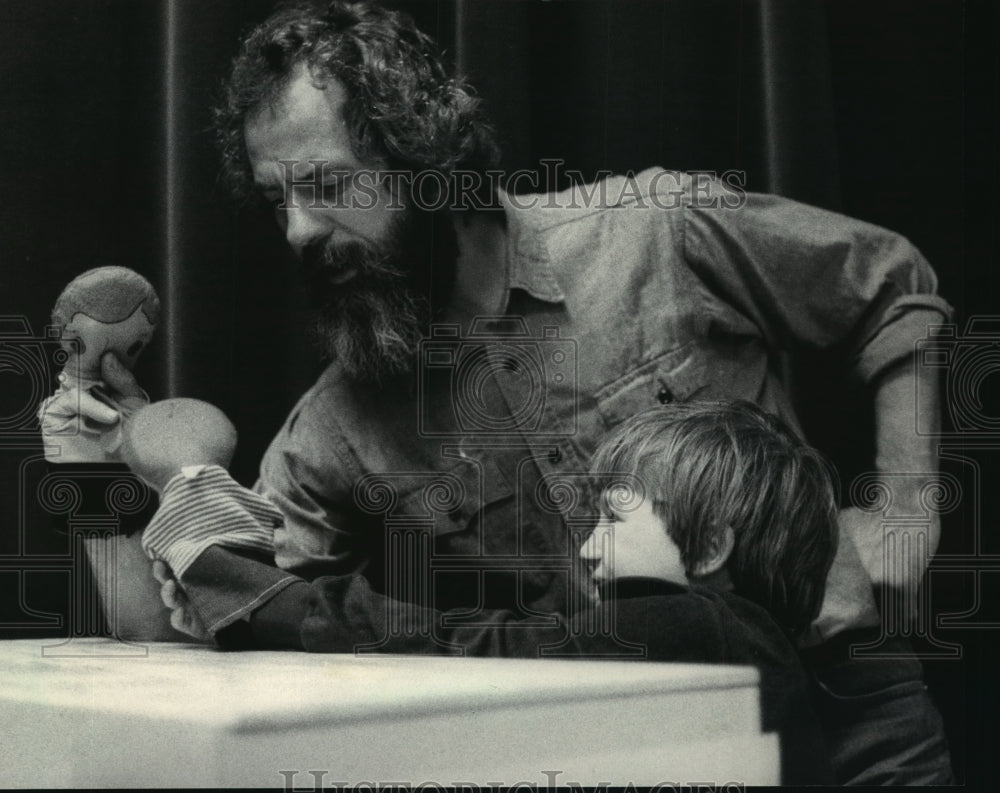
[283,205,332,256]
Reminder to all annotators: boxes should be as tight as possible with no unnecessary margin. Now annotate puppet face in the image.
[61,304,156,379]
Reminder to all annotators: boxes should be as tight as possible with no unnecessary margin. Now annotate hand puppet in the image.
[120,398,281,581]
[38,266,159,462]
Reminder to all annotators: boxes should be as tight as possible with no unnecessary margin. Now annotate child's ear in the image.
[692,525,735,577]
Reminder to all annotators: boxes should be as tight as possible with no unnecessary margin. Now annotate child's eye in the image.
[598,493,620,521]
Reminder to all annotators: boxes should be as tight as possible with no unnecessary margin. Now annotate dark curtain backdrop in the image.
[1,0,996,783]
[1,0,992,477]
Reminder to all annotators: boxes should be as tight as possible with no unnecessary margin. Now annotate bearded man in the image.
[68,0,954,784]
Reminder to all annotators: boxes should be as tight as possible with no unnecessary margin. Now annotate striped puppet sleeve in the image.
[140,464,284,578]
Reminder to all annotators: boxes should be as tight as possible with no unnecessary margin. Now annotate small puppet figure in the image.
[38,266,159,462]
[120,398,282,585]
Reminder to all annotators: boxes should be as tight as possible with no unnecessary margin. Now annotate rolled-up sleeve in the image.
[253,383,363,581]
[683,185,953,383]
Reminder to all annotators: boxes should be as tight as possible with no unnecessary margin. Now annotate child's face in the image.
[580,494,687,586]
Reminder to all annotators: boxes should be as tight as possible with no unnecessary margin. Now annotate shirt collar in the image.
[598,577,690,602]
[498,189,566,306]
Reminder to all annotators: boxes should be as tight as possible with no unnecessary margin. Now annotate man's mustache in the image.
[300,236,408,295]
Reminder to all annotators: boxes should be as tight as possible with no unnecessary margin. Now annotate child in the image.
[584,399,837,636]
[580,400,837,784]
[136,399,836,783]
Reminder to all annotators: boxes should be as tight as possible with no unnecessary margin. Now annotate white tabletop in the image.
[0,638,779,787]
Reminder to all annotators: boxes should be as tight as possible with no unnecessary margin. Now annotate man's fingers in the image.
[170,604,209,641]
[170,608,193,634]
[152,562,209,640]
[101,352,144,399]
[156,571,209,640]
[75,389,121,424]
[184,613,210,641]
[151,560,171,585]
[160,577,186,610]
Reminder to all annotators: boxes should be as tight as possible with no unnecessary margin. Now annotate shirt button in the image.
[657,385,674,404]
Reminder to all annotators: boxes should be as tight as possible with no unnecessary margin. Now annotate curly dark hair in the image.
[590,400,840,637]
[214,0,501,204]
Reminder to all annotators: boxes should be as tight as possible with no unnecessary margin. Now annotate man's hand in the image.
[98,350,148,405]
[39,352,149,463]
[845,505,941,589]
[152,560,211,641]
[841,497,941,625]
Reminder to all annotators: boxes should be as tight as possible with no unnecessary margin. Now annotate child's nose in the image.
[579,518,612,561]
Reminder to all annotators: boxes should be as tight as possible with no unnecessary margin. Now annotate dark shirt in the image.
[605,578,833,786]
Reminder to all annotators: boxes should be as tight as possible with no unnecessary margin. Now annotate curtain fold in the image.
[757,0,840,208]
[455,0,839,207]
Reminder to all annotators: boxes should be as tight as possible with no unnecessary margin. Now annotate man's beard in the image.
[300,206,456,384]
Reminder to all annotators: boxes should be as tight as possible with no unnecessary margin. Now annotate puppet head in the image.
[52,266,160,380]
[121,398,237,492]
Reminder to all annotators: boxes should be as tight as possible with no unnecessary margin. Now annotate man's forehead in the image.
[244,67,358,183]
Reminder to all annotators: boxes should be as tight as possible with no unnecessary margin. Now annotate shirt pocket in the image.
[371,454,514,542]
[595,344,708,430]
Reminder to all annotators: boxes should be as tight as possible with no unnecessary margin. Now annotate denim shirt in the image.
[244,168,950,643]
